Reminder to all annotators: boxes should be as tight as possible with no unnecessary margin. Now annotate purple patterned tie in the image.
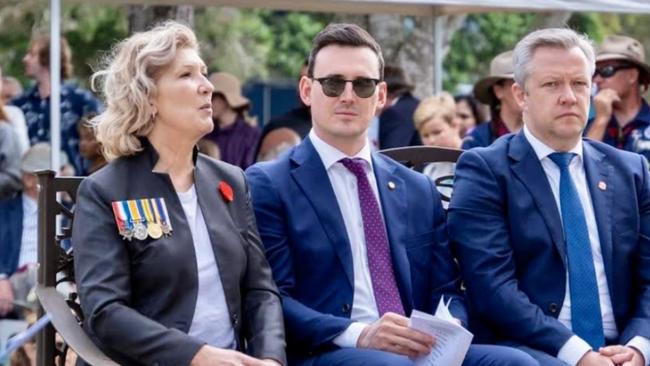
[340,158,405,316]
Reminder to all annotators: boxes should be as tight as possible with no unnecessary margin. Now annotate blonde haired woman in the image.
[413,92,462,209]
[413,92,462,150]
[72,22,285,366]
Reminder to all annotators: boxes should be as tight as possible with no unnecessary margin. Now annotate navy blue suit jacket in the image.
[0,194,23,277]
[461,122,494,150]
[378,93,422,149]
[246,137,466,359]
[448,131,650,356]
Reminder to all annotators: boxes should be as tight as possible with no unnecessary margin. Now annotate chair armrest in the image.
[36,285,119,366]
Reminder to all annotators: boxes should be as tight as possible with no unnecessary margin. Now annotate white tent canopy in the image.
[48,0,650,169]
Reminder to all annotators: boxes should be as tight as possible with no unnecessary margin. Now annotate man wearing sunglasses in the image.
[586,35,650,160]
[247,23,537,366]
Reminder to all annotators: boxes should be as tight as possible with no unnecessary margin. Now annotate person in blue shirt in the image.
[585,35,650,161]
[11,35,101,175]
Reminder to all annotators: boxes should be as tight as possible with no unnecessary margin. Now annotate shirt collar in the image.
[523,124,583,162]
[22,192,37,213]
[636,99,650,125]
[308,129,373,172]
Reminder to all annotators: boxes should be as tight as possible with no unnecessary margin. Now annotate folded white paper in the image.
[409,298,474,366]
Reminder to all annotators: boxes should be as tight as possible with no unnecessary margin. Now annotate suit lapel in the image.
[290,139,354,286]
[583,142,614,286]
[373,154,413,311]
[194,159,241,316]
[509,132,567,261]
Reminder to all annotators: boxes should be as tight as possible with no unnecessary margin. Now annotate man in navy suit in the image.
[449,28,650,366]
[377,64,421,149]
[247,23,537,366]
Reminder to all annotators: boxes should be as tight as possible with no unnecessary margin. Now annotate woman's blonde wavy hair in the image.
[91,21,199,160]
[413,92,457,132]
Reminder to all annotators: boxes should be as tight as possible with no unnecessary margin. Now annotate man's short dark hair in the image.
[307,23,384,80]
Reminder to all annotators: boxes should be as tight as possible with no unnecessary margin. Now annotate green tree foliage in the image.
[443,13,536,93]
[259,11,329,78]
[617,14,650,61]
[443,12,650,94]
[194,8,330,81]
[195,7,273,80]
[0,2,127,87]
[1,3,648,95]
[64,5,128,82]
[0,4,328,90]
[0,0,46,84]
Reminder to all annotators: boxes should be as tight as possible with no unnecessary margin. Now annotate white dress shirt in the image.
[17,193,38,269]
[3,106,29,155]
[367,116,380,152]
[309,130,383,348]
[178,185,236,349]
[524,126,650,366]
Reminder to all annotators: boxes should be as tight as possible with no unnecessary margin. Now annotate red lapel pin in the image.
[219,181,234,203]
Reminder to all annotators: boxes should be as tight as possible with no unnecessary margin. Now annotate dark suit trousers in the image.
[292,344,539,366]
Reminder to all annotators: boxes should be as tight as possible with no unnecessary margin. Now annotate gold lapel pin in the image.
[598,181,607,191]
[388,181,396,190]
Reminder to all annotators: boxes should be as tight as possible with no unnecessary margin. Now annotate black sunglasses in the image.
[313,77,381,98]
[593,64,635,78]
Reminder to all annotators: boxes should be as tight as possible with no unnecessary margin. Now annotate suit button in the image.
[342,304,352,313]
[232,313,239,326]
[548,303,559,314]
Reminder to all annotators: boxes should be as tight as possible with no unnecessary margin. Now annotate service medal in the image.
[133,223,148,240]
[147,223,163,239]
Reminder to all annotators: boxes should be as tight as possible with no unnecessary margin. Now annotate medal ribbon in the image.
[149,198,162,226]
[135,200,147,227]
[142,199,156,226]
[156,198,173,232]
[127,200,142,224]
[111,202,126,234]
[121,201,134,231]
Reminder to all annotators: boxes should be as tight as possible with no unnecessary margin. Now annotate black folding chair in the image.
[35,170,118,366]
[379,145,463,205]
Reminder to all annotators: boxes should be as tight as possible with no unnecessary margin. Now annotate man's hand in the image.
[593,89,621,123]
[0,279,14,316]
[261,360,282,366]
[577,350,615,366]
[357,312,435,358]
[600,345,645,366]
[190,346,274,366]
[586,88,622,141]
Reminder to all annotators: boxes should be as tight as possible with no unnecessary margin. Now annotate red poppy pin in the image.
[219,181,234,203]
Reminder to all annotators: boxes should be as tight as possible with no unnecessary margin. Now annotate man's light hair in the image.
[513,28,595,88]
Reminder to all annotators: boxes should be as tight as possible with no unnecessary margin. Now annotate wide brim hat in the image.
[596,35,650,84]
[209,72,250,109]
[21,142,69,173]
[473,50,515,106]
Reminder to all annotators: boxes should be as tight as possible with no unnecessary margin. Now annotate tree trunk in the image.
[127,5,194,34]
[368,14,465,98]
